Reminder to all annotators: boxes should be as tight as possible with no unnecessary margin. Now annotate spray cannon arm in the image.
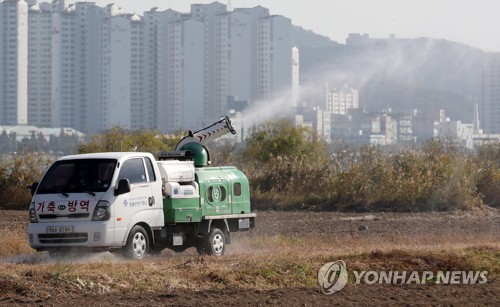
[175,116,236,150]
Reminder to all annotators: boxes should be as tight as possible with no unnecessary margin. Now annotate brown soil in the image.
[3,284,499,306]
[1,208,499,306]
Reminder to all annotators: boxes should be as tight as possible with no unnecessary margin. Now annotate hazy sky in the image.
[91,0,500,52]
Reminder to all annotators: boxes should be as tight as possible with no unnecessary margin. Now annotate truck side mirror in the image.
[29,182,39,196]
[115,179,131,196]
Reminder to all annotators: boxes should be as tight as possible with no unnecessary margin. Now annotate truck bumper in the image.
[28,221,118,250]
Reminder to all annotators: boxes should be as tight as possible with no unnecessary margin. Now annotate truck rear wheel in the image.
[197,228,226,256]
[123,225,149,260]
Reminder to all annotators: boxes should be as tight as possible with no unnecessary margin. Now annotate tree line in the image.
[0,129,80,155]
[1,120,499,211]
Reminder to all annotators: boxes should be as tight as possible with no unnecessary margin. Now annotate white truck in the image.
[28,117,255,259]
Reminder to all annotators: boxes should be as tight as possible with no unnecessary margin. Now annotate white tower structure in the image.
[292,46,300,107]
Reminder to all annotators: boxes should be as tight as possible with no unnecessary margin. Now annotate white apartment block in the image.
[56,8,77,129]
[326,85,359,115]
[28,1,73,128]
[154,10,182,132]
[1,0,28,126]
[100,12,134,130]
[180,18,205,130]
[26,1,104,133]
[191,2,227,125]
[268,16,292,101]
[27,4,52,127]
[150,9,205,132]
[257,17,271,100]
[163,21,181,131]
[257,15,292,103]
[98,11,146,131]
[482,53,500,134]
[231,6,269,106]
[129,14,145,131]
[74,2,104,133]
[215,14,228,120]
[141,9,168,131]
[226,10,251,105]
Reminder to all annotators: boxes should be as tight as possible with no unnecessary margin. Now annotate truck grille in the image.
[39,213,90,219]
[38,233,88,244]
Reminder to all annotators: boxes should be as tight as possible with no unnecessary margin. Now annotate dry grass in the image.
[230,232,500,258]
[0,231,34,259]
[0,246,498,299]
[1,210,497,299]
[1,225,498,297]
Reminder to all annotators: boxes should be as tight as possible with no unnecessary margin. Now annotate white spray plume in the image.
[240,89,295,127]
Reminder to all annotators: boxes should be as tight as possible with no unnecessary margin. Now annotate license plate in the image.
[47,226,74,233]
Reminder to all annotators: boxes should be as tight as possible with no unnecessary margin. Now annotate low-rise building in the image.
[437,119,474,149]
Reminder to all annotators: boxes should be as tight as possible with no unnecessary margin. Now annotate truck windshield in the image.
[37,159,117,194]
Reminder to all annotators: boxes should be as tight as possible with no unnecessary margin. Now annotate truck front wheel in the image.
[197,228,226,256]
[123,225,149,260]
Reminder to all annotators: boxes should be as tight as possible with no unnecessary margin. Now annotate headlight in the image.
[91,200,110,221]
[29,202,38,223]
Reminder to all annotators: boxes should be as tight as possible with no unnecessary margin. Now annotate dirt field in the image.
[1,208,499,306]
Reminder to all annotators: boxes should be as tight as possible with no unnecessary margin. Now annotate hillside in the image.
[292,27,487,121]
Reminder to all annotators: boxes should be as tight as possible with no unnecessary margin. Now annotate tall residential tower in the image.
[482,53,500,134]
[1,0,28,125]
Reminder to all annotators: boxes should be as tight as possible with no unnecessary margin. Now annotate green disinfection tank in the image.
[161,143,251,224]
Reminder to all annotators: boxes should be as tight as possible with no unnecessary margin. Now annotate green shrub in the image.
[237,119,334,208]
[239,128,495,211]
[78,127,179,154]
[0,153,54,210]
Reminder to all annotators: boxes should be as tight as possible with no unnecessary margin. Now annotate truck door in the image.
[143,157,164,227]
[114,157,155,244]
[230,181,243,214]
[205,179,231,215]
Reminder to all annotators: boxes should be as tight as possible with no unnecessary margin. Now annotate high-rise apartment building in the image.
[142,8,169,131]
[54,5,76,129]
[129,14,145,131]
[74,2,104,133]
[257,15,292,102]
[1,0,28,125]
[27,3,52,127]
[215,13,229,120]
[482,53,500,134]
[27,0,104,132]
[154,10,182,132]
[180,18,205,130]
[146,8,205,132]
[230,6,269,106]
[100,12,135,130]
[225,10,251,105]
[191,3,227,125]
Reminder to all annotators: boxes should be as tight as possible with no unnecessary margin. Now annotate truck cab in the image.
[28,152,164,258]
